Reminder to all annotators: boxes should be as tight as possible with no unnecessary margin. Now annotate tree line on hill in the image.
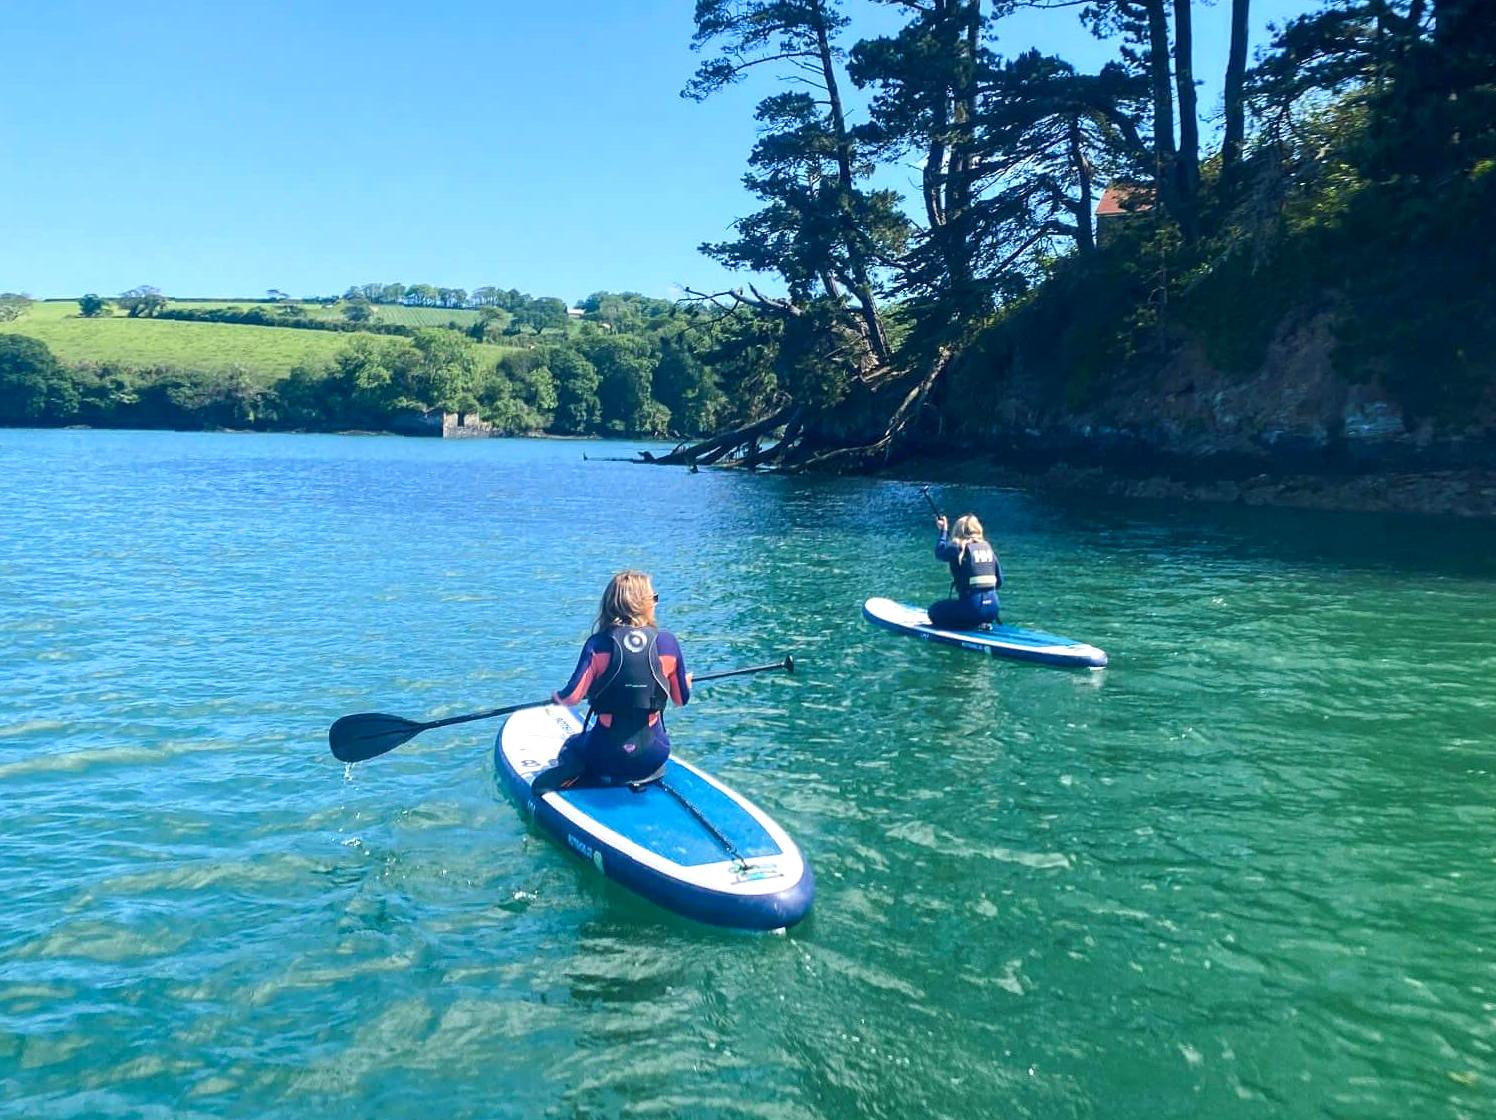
[0,289,786,439]
[648,0,1495,470]
[67,282,603,339]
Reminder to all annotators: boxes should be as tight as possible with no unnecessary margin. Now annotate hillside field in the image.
[1,300,513,381]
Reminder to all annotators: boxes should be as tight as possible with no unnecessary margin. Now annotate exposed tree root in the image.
[643,405,798,467]
[637,348,953,474]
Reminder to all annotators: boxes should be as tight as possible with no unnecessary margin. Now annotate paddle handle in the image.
[692,655,794,684]
[919,485,942,519]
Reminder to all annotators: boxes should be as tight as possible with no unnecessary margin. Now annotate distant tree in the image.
[578,291,678,332]
[466,307,510,342]
[343,300,374,324]
[0,292,33,323]
[406,284,440,307]
[633,399,672,437]
[580,332,658,432]
[653,334,724,435]
[493,349,559,427]
[118,286,166,318]
[78,294,110,318]
[404,329,479,411]
[496,288,528,313]
[515,296,568,334]
[546,344,601,432]
[318,336,421,423]
[266,289,290,302]
[0,335,78,423]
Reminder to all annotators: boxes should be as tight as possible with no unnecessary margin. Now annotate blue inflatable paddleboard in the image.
[495,705,814,931]
[863,596,1108,668]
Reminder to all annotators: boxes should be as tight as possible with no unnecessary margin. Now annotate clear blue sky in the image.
[1,0,1306,302]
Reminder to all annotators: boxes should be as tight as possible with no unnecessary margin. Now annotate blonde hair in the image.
[951,514,985,545]
[593,570,658,634]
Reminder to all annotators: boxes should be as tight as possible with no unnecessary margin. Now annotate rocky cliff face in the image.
[929,307,1496,516]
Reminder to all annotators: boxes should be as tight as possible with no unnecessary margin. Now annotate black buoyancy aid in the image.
[954,540,999,597]
[588,626,671,712]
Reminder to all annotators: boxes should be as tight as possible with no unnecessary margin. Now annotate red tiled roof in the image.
[1096,183,1153,217]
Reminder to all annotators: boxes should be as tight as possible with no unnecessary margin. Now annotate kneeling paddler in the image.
[532,570,691,794]
[928,513,1002,631]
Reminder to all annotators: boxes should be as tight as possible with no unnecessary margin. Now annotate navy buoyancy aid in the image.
[588,626,671,712]
[953,540,999,597]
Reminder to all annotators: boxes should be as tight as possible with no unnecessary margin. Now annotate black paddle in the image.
[329,654,795,763]
[919,484,943,519]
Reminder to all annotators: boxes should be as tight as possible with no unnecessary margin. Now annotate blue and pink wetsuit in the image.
[534,628,690,790]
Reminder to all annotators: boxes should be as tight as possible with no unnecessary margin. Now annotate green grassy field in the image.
[1,301,513,382]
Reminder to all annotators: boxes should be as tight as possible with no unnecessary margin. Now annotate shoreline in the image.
[18,425,1496,517]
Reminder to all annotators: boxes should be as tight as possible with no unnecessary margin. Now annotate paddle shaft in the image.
[919,485,943,519]
[330,655,795,762]
[692,655,794,684]
[417,700,543,733]
[419,655,792,731]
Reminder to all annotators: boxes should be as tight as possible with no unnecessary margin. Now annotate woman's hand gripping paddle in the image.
[328,655,795,763]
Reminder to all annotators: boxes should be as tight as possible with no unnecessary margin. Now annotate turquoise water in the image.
[2,429,1493,1119]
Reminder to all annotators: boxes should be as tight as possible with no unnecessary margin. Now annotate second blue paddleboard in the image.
[863,596,1107,668]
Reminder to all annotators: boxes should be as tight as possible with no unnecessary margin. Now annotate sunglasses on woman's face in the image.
[652,593,660,603]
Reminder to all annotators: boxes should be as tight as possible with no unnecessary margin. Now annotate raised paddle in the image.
[919,484,943,519]
[329,654,795,763]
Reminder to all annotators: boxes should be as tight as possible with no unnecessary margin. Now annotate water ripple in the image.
[1,431,1494,1119]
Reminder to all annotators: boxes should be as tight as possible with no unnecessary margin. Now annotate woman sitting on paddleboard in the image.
[929,514,1002,630]
[532,570,690,793]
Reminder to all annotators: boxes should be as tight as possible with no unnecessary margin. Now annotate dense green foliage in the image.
[0,335,77,423]
[671,0,1496,467]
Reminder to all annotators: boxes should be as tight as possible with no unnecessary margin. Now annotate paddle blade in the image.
[329,712,426,762]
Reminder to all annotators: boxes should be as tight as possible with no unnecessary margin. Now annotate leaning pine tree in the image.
[654,0,944,471]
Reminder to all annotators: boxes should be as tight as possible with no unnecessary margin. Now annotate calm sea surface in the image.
[2,429,1493,1119]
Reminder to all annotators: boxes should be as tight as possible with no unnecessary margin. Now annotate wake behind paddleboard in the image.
[863,597,1108,669]
[495,705,814,931]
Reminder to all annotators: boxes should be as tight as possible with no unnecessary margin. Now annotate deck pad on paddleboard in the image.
[863,597,1108,668]
[496,705,814,929]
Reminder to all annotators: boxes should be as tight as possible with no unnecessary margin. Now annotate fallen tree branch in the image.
[641,405,797,467]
